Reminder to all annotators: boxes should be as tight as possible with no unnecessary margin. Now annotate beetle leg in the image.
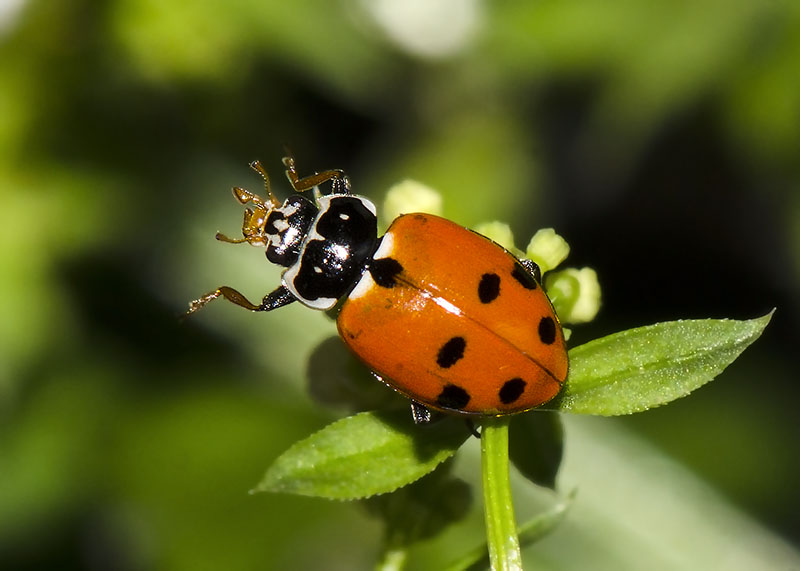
[282,155,351,195]
[409,402,452,425]
[187,285,296,315]
[519,258,542,284]
[410,401,433,424]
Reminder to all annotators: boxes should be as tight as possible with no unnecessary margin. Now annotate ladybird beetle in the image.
[188,157,568,422]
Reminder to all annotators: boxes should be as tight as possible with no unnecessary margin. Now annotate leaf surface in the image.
[550,312,773,415]
[254,410,469,499]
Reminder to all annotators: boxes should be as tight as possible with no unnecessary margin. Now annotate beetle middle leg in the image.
[187,284,296,315]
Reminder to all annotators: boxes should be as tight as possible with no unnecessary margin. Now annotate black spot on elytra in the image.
[499,378,526,404]
[511,262,538,290]
[369,257,404,288]
[478,273,501,303]
[538,316,556,345]
[436,384,471,410]
[437,336,466,368]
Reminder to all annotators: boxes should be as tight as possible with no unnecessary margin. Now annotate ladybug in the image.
[188,157,568,422]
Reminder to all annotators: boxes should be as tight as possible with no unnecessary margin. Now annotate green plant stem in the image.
[481,416,523,570]
[375,544,407,571]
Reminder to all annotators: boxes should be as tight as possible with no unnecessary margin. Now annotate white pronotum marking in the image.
[347,231,395,301]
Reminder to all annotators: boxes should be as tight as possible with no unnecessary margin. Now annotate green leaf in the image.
[509,411,563,490]
[515,489,574,546]
[253,410,470,500]
[365,459,472,553]
[550,312,773,416]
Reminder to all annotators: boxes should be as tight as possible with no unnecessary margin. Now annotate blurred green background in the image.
[2,0,799,569]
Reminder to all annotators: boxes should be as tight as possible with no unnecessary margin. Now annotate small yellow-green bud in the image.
[545,267,601,324]
[473,221,518,253]
[526,228,570,274]
[382,179,443,226]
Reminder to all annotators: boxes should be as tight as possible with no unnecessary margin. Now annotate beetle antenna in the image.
[249,160,280,207]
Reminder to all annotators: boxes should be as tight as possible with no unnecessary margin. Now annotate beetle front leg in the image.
[187,284,297,315]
